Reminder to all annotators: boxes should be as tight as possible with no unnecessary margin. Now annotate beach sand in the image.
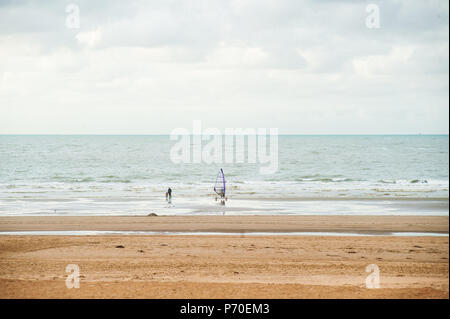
[0,216,448,298]
[0,215,448,233]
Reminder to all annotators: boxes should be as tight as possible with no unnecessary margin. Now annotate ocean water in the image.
[0,135,448,216]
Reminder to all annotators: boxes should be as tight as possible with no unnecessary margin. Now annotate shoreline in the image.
[0,231,448,236]
[1,198,447,217]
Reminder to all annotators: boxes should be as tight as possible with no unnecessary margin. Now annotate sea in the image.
[0,135,448,216]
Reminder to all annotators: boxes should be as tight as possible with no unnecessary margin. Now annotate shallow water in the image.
[0,135,448,216]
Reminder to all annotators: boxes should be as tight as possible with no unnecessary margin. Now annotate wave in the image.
[47,176,134,183]
[295,177,356,183]
[378,179,396,184]
[50,176,94,183]
[410,179,428,184]
[0,178,448,200]
[99,179,131,183]
[378,179,431,184]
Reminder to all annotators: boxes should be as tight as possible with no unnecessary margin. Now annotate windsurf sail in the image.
[214,169,226,198]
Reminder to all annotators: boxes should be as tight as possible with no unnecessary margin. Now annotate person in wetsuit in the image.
[167,187,172,200]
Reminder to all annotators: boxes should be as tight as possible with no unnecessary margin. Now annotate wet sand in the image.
[0,216,448,298]
[0,215,448,233]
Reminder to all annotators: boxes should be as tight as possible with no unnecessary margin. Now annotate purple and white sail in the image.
[213,168,226,198]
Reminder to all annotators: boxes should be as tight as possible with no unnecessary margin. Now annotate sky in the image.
[0,0,448,134]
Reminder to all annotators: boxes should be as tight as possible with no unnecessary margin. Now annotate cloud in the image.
[0,0,448,134]
[76,28,102,47]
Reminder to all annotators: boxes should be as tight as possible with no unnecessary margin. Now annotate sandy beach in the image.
[0,215,448,233]
[0,215,448,299]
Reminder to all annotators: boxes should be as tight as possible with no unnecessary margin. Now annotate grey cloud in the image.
[0,0,448,134]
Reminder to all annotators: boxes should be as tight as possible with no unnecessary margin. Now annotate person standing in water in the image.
[167,187,172,200]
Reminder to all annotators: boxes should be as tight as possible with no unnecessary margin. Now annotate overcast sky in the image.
[0,0,448,134]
